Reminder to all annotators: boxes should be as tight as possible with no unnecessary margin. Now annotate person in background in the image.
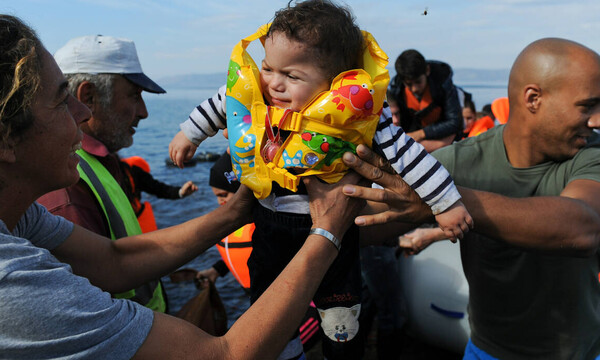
[342,37,600,359]
[480,103,494,122]
[198,152,252,292]
[459,99,494,140]
[455,85,473,108]
[37,34,169,312]
[121,156,198,233]
[0,14,367,359]
[388,49,463,152]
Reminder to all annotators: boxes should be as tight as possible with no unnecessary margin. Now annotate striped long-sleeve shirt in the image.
[180,85,460,215]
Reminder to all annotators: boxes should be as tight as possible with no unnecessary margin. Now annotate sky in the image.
[3,0,600,80]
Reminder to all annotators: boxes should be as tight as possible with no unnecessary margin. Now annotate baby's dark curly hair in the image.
[267,0,364,82]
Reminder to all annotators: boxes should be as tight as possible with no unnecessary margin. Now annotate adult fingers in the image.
[398,236,413,249]
[355,144,396,175]
[342,150,400,192]
[342,183,387,202]
[354,210,405,226]
[343,151,393,188]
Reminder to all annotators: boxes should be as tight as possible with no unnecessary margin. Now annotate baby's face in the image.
[261,32,330,112]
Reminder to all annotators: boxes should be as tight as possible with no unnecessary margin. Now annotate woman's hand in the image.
[304,171,366,241]
[224,185,256,228]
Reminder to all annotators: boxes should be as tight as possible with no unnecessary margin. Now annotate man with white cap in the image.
[38,35,168,312]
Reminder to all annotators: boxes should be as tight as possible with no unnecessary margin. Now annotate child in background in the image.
[199,152,252,293]
[169,1,472,359]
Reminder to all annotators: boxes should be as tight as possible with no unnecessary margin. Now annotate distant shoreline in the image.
[157,68,510,91]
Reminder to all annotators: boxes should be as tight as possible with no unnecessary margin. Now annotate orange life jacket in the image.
[404,84,441,128]
[216,223,254,290]
[492,97,509,125]
[468,116,495,137]
[121,156,158,233]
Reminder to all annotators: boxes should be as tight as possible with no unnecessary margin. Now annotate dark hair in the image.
[481,104,493,118]
[0,15,43,147]
[267,0,364,81]
[386,88,398,105]
[395,49,427,81]
[463,98,476,114]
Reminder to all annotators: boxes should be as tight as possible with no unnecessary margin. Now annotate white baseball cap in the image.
[54,35,166,94]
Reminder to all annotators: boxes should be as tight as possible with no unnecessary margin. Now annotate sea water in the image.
[119,84,506,327]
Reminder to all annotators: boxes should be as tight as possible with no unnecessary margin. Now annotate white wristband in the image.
[309,228,341,251]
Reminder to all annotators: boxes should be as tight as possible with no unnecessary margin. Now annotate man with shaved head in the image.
[341,38,600,359]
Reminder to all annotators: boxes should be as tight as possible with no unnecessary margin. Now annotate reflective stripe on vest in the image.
[76,150,166,312]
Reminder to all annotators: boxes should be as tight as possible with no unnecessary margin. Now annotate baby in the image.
[169,1,472,359]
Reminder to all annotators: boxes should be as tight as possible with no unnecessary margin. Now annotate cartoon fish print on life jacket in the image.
[227,96,255,177]
[227,60,242,92]
[301,131,356,170]
[330,71,376,118]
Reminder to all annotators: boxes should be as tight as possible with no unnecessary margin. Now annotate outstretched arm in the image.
[456,180,600,256]
[51,185,256,293]
[343,145,600,257]
[399,226,450,256]
[169,131,198,169]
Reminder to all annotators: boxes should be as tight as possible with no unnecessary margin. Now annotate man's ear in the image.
[523,84,542,113]
[76,81,96,113]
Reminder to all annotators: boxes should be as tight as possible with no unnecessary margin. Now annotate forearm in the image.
[459,186,600,255]
[57,200,248,293]
[133,233,340,360]
[222,235,338,358]
[180,85,227,145]
[134,166,180,199]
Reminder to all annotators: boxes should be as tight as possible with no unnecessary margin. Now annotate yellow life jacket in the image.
[226,23,389,199]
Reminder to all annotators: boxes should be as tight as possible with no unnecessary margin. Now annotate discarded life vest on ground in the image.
[226,23,389,199]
